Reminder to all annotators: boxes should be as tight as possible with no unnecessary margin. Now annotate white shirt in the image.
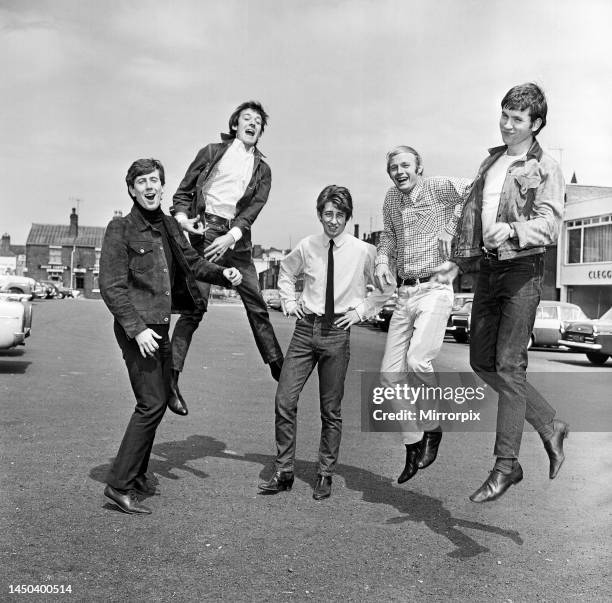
[279,232,393,319]
[482,152,525,242]
[201,138,255,242]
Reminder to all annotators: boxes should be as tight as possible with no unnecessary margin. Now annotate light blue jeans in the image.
[380,282,454,444]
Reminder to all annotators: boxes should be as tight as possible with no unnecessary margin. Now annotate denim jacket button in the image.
[163,317,169,322]
[139,248,145,253]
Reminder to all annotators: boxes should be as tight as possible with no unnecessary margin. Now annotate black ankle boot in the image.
[398,441,422,484]
[167,369,188,416]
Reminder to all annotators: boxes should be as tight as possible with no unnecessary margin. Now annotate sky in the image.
[1,0,611,248]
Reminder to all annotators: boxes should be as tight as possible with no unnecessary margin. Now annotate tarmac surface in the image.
[1,299,611,602]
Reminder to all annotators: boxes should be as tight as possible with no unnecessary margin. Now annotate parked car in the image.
[39,280,60,299]
[32,280,49,299]
[529,300,588,349]
[0,275,36,300]
[558,306,612,365]
[261,289,282,311]
[0,294,33,349]
[446,293,475,343]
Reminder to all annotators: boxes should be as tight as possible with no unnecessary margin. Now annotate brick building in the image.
[26,208,107,298]
[0,233,26,276]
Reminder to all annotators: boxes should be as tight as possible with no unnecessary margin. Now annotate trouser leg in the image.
[274,319,316,472]
[107,322,170,492]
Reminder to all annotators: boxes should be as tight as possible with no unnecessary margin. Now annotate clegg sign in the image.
[588,269,612,280]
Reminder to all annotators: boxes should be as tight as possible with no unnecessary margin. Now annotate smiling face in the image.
[499,106,541,154]
[318,201,347,239]
[387,151,421,194]
[233,108,263,148]
[129,170,163,211]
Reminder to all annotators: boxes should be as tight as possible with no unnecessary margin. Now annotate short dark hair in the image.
[316,185,353,220]
[125,158,165,200]
[501,82,548,135]
[228,100,269,138]
[386,145,423,175]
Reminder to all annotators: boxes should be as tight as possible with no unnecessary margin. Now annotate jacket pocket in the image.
[128,241,155,273]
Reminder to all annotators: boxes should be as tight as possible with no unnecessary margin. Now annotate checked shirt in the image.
[376,177,472,281]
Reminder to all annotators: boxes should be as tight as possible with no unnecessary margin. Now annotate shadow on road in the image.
[0,353,31,373]
[90,434,523,558]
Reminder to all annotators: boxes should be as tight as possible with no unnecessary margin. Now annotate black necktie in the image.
[325,239,334,323]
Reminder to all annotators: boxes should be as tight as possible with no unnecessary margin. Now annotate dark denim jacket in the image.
[100,208,227,339]
[170,134,272,252]
[453,139,564,271]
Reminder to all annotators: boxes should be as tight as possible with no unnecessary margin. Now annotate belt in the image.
[302,312,345,322]
[204,212,232,229]
[397,274,435,287]
[481,246,499,260]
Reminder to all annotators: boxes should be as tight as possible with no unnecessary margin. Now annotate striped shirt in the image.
[376,177,471,280]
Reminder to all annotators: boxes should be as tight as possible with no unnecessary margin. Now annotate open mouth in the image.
[144,193,157,201]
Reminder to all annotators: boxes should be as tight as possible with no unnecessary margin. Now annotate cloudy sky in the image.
[1,0,611,248]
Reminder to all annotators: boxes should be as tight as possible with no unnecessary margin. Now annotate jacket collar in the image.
[128,206,162,232]
[487,138,543,162]
[219,132,266,159]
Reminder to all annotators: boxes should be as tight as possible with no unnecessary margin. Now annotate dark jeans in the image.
[470,253,555,458]
[171,224,282,371]
[107,321,170,492]
[274,315,351,476]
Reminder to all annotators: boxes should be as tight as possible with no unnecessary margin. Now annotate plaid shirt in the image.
[376,177,471,281]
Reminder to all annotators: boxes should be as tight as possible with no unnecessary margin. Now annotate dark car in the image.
[446,293,475,343]
[39,280,60,299]
[376,293,398,332]
[558,306,612,365]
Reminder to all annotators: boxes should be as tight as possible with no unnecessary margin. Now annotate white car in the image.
[0,294,33,349]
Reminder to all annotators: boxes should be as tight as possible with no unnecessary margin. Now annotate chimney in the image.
[0,233,10,255]
[354,223,360,239]
[69,208,78,238]
[113,210,123,219]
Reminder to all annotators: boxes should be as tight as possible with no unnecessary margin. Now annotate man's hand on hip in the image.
[204,233,235,261]
[335,309,360,330]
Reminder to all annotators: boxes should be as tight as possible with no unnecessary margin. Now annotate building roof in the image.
[26,223,105,248]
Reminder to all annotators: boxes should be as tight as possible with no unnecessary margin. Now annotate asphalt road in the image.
[1,299,610,602]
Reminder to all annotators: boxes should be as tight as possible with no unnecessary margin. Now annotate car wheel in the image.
[56,292,64,299]
[22,302,33,335]
[8,287,23,294]
[586,351,609,365]
[453,332,468,344]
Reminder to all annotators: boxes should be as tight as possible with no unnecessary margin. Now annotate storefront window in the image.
[567,216,612,264]
[583,223,612,263]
